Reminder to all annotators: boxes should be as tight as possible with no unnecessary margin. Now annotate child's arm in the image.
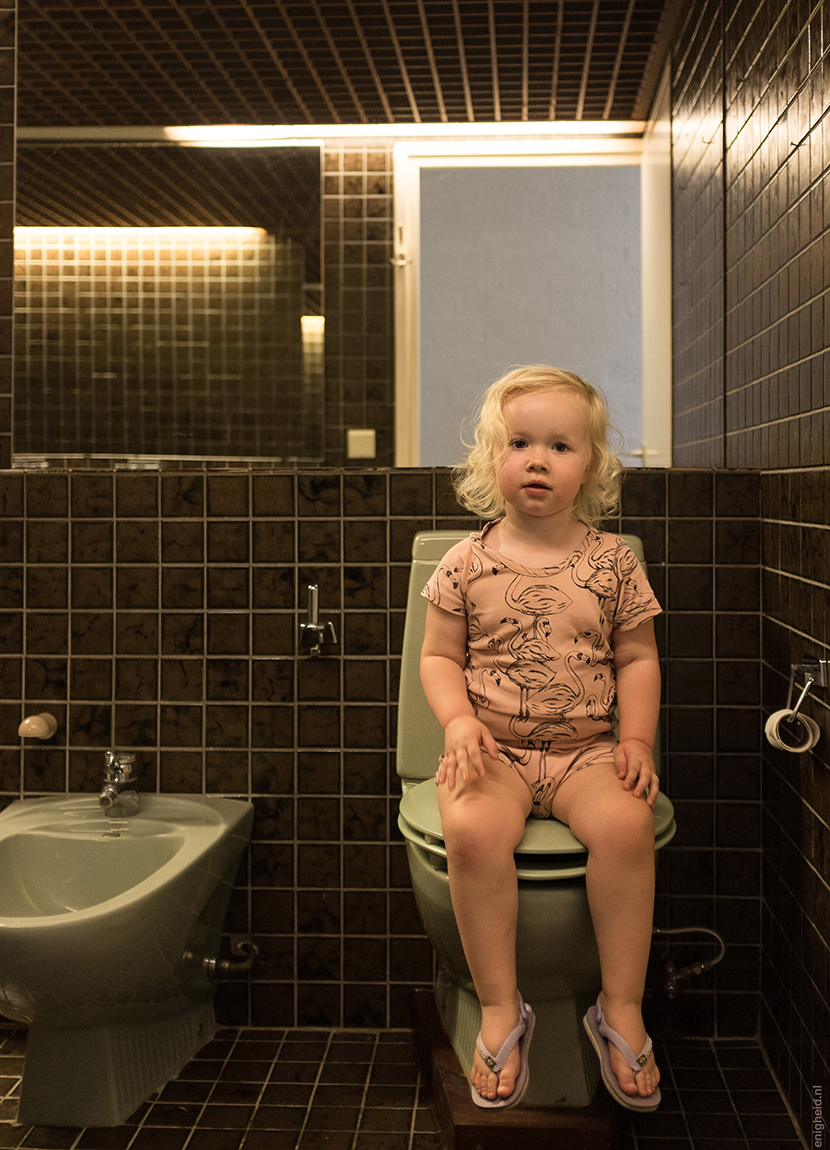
[420,601,499,789]
[611,617,661,809]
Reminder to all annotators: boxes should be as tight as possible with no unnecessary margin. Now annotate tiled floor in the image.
[620,1039,805,1150]
[0,1028,805,1150]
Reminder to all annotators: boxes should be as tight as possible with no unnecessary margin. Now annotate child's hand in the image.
[436,717,499,790]
[613,739,660,808]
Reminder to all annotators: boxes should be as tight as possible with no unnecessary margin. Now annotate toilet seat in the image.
[398,781,676,881]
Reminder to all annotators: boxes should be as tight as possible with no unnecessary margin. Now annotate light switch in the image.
[347,429,377,459]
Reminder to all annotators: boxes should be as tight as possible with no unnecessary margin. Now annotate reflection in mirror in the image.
[13,142,324,468]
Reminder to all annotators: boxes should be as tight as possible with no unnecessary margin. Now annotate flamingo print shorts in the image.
[496,737,619,819]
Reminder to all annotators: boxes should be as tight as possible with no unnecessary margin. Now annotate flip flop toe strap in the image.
[598,1012,653,1075]
[475,1006,527,1074]
[475,1025,520,1073]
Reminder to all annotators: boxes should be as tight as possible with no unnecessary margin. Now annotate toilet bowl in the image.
[0,792,254,1127]
[396,530,676,1107]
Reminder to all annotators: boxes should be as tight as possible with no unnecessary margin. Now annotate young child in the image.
[420,365,663,1112]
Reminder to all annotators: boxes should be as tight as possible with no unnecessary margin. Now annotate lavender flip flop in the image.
[471,997,536,1110]
[583,997,661,1112]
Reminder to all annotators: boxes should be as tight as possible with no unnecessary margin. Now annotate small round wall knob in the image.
[18,712,58,739]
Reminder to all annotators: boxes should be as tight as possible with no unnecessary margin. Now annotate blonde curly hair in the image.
[452,365,623,529]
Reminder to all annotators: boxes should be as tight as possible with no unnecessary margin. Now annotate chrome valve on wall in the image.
[299,584,338,657]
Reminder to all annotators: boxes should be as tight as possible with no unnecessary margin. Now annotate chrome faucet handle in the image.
[104,750,136,780]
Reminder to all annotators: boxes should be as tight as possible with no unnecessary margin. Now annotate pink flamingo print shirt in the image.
[422,524,662,753]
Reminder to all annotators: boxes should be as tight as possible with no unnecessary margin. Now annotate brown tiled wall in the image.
[0,466,762,1037]
[322,140,395,469]
[0,3,13,470]
[671,0,725,469]
[672,0,830,1134]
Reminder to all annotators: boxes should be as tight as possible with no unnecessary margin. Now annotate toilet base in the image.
[17,1000,217,1127]
[412,990,620,1150]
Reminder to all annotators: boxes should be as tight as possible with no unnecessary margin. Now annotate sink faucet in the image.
[99,752,139,817]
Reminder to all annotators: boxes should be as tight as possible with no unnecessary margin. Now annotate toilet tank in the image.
[395,530,657,784]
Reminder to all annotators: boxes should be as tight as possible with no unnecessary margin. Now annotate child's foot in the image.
[471,1001,523,1101]
[598,995,661,1100]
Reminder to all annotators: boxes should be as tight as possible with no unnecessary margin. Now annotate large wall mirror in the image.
[13,137,324,468]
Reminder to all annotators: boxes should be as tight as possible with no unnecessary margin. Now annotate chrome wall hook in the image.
[300,584,337,656]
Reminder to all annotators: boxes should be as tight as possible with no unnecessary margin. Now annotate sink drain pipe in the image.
[203,935,259,979]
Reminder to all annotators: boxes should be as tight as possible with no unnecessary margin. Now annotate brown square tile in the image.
[115,472,159,517]
[160,704,203,747]
[207,474,249,517]
[204,703,249,749]
[72,519,114,564]
[298,519,341,563]
[205,749,248,791]
[26,611,69,655]
[251,751,294,793]
[114,703,158,747]
[252,474,295,516]
[115,658,158,700]
[0,474,23,517]
[71,657,112,699]
[252,520,294,563]
[252,567,294,610]
[160,749,203,792]
[0,518,23,562]
[207,613,249,655]
[162,474,204,517]
[115,613,159,655]
[206,658,249,700]
[71,566,113,609]
[71,611,114,655]
[27,519,68,563]
[0,610,23,653]
[26,566,67,609]
[162,519,204,562]
[162,567,204,609]
[68,702,112,745]
[0,655,21,695]
[207,521,249,563]
[71,473,113,518]
[24,655,67,699]
[298,474,341,516]
[116,566,159,609]
[25,473,68,517]
[0,566,22,609]
[116,520,159,563]
[160,657,204,701]
[162,614,204,655]
[23,747,67,791]
[250,705,294,748]
[207,567,249,609]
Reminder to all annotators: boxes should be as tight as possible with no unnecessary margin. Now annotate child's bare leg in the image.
[551,763,660,1100]
[438,757,532,1101]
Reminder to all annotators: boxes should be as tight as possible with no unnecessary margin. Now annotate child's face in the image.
[496,389,592,523]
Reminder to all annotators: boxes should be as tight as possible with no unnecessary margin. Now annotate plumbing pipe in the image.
[652,926,726,999]
[196,936,259,980]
